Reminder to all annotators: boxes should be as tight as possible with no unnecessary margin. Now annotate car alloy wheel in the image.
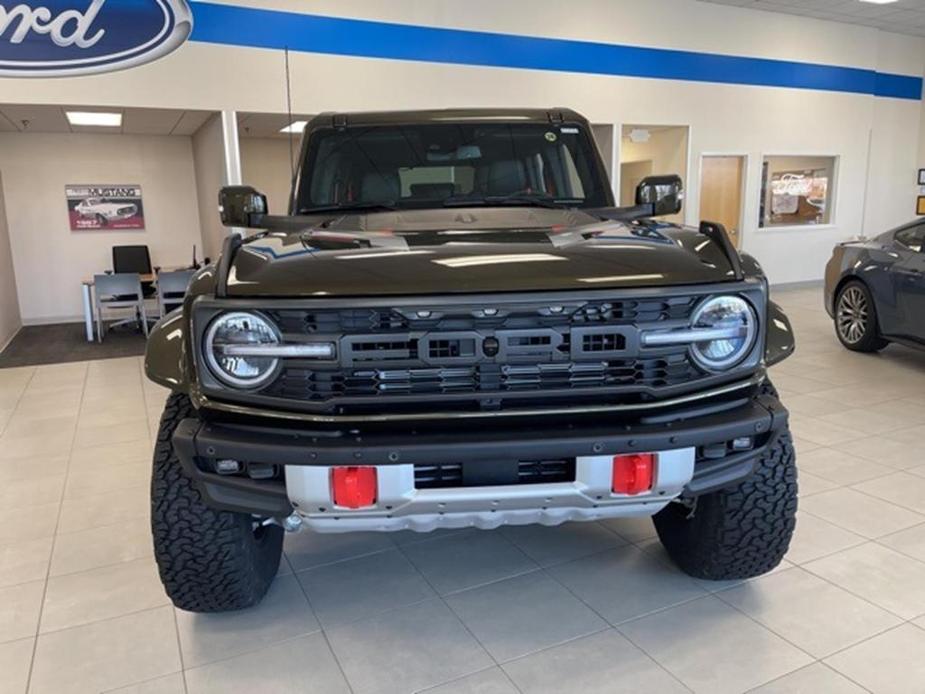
[837,286,869,344]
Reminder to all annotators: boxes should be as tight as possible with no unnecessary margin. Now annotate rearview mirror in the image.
[219,186,268,227]
[636,175,684,217]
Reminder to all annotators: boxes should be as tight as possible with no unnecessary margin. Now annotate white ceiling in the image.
[237,112,316,139]
[698,0,925,37]
[0,105,214,135]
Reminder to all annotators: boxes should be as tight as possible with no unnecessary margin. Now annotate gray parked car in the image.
[825,222,925,352]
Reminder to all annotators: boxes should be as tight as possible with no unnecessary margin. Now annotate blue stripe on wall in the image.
[187,2,923,101]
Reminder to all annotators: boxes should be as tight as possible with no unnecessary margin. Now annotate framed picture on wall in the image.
[918,169,925,186]
[917,196,925,216]
[66,185,145,231]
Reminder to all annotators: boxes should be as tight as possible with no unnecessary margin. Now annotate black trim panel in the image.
[173,389,789,515]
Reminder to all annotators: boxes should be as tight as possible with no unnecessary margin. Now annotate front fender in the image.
[765,300,795,366]
[144,311,191,391]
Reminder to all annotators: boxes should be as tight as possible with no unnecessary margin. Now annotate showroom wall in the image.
[0,174,21,349]
[1,0,924,284]
[0,133,204,323]
[240,138,296,215]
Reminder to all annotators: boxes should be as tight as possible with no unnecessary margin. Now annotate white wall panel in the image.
[0,0,921,283]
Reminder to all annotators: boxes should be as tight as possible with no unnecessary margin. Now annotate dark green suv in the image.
[145,108,797,612]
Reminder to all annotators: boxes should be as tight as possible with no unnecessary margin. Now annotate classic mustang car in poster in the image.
[66,185,145,230]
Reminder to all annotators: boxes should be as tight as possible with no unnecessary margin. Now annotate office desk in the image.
[80,272,160,343]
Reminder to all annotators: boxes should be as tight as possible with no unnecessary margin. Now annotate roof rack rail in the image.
[547,110,565,124]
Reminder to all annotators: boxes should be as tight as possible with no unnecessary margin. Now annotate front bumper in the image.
[172,381,789,530]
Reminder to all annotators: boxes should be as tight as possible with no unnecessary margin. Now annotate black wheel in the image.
[151,393,283,612]
[654,427,797,581]
[95,213,108,227]
[834,281,888,352]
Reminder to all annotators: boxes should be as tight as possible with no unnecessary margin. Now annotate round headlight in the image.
[690,296,757,371]
[204,312,280,388]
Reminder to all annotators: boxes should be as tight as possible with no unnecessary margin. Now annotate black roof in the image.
[305,108,589,131]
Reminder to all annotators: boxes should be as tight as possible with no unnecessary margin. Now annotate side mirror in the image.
[218,186,268,227]
[636,175,684,217]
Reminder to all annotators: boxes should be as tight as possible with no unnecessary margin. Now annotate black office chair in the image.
[112,245,156,297]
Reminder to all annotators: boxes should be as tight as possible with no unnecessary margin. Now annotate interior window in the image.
[759,155,837,228]
[895,225,925,252]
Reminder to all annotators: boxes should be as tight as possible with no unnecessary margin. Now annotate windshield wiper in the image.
[443,193,580,209]
[297,201,398,215]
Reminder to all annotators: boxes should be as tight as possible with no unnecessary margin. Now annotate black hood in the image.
[226,208,739,297]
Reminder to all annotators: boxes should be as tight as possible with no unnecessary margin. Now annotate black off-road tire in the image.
[653,386,797,580]
[834,280,888,353]
[151,393,283,612]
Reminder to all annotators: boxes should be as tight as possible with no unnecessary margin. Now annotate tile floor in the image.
[1,287,925,693]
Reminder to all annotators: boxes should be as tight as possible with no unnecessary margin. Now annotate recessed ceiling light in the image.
[66,111,122,127]
[858,0,899,4]
[280,121,307,133]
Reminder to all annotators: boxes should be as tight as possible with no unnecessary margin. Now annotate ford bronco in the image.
[145,108,797,612]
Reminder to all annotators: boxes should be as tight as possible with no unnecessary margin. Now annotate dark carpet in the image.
[0,323,147,368]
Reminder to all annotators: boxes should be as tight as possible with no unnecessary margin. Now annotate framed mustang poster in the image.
[66,185,146,231]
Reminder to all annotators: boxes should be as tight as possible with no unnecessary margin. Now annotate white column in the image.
[220,110,245,237]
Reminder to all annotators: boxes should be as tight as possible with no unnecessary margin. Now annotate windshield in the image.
[295,122,610,213]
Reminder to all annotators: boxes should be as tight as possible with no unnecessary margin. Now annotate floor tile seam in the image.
[711,573,908,659]
[815,619,923,673]
[391,538,506,676]
[96,669,186,694]
[533,559,695,693]
[0,367,38,438]
[170,605,191,694]
[409,664,525,694]
[618,590,817,692]
[287,545,399,574]
[798,557,919,622]
[290,558,359,694]
[44,552,157,582]
[25,362,87,692]
[48,515,154,541]
[179,625,335,685]
[796,507,921,542]
[842,483,925,520]
[740,661,873,694]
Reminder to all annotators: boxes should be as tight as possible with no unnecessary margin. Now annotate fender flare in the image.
[765,300,795,366]
[144,311,192,391]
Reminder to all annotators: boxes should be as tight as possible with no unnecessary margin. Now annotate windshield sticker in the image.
[560,127,579,134]
[544,131,558,142]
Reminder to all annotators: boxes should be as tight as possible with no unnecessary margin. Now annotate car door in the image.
[892,224,925,342]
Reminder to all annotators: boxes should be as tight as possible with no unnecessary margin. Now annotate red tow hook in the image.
[611,454,656,495]
[331,466,378,508]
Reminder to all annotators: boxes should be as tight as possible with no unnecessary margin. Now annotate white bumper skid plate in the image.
[285,448,695,533]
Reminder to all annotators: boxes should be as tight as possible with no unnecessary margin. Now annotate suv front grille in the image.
[201,289,759,415]
[263,296,696,336]
[266,354,696,402]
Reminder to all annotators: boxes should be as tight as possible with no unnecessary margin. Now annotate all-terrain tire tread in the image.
[151,393,282,612]
[654,382,797,580]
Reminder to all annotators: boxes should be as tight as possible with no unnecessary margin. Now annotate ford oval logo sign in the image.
[0,1,193,77]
